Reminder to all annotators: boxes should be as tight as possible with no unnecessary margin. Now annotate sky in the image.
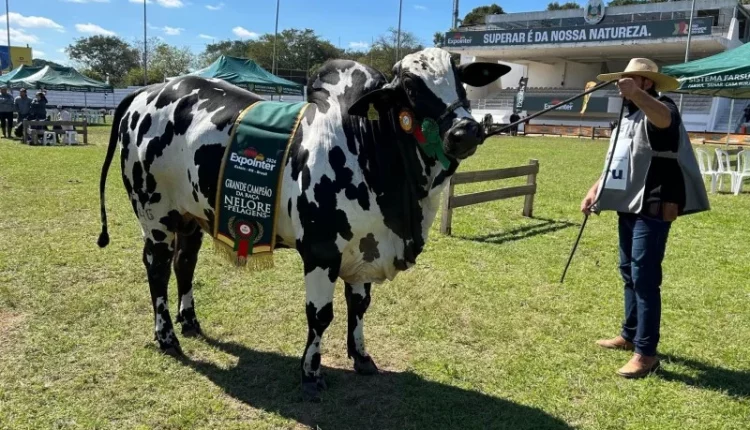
[7,0,555,66]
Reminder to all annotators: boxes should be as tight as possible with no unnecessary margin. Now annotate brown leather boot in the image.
[595,335,634,351]
[616,353,660,378]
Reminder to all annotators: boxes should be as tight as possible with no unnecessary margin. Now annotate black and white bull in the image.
[97,47,509,399]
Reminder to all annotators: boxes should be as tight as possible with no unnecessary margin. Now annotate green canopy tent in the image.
[186,55,304,96]
[662,42,750,135]
[11,65,113,93]
[0,65,44,85]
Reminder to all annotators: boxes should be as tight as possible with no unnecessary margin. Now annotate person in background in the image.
[29,91,48,121]
[509,112,520,136]
[14,87,31,123]
[0,85,14,138]
[55,105,73,143]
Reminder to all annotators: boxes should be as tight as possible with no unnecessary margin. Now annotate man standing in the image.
[0,85,14,138]
[580,58,709,378]
[14,88,31,123]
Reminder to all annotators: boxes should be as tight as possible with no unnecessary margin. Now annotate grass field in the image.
[1,126,750,430]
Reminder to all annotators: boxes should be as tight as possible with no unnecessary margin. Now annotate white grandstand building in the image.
[444,0,750,132]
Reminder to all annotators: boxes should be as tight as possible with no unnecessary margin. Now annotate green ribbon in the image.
[420,118,451,169]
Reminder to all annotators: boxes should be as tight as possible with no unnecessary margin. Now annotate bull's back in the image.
[119,76,263,223]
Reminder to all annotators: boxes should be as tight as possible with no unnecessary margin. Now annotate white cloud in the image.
[414,4,427,10]
[9,28,39,44]
[130,0,183,6]
[0,12,64,32]
[158,0,184,6]
[148,24,185,36]
[198,34,214,39]
[75,23,117,36]
[33,50,47,57]
[206,2,224,10]
[232,26,258,39]
[62,0,110,3]
[349,41,369,49]
[163,26,183,35]
[57,48,66,53]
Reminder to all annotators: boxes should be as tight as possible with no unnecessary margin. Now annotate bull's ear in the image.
[457,62,511,87]
[348,87,400,117]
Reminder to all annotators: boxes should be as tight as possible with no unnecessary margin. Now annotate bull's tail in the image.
[97,91,139,248]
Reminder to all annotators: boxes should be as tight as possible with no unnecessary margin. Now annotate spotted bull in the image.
[97,47,509,400]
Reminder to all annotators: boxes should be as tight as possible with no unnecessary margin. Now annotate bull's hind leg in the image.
[345,282,378,375]
[174,226,204,337]
[142,228,181,356]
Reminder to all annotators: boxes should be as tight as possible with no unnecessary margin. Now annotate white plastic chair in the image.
[43,131,56,146]
[695,148,718,193]
[733,149,750,195]
[63,131,79,145]
[714,148,736,193]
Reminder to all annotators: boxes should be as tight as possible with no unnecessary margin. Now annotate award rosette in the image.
[212,100,310,269]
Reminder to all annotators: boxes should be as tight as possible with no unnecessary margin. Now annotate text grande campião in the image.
[223,179,274,219]
[483,25,651,45]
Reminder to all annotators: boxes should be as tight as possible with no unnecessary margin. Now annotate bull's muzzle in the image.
[445,118,485,160]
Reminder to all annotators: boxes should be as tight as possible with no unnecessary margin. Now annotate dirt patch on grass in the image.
[0,311,25,353]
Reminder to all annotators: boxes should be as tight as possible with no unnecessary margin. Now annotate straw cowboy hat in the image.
[597,58,679,93]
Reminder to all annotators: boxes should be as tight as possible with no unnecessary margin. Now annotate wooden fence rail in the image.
[440,159,539,236]
[22,120,89,145]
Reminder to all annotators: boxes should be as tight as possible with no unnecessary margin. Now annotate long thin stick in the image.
[560,214,588,283]
[486,80,615,138]
[559,100,626,284]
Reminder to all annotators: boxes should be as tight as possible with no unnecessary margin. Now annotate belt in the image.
[644,202,679,222]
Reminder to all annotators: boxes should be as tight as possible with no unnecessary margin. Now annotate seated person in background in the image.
[54,105,73,143]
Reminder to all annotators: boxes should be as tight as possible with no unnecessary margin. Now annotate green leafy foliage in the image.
[461,4,505,27]
[547,1,582,10]
[65,35,140,87]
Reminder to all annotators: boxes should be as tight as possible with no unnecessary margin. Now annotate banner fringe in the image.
[211,238,275,271]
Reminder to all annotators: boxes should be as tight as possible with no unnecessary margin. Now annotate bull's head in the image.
[349,48,510,165]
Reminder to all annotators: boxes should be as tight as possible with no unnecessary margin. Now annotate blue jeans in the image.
[617,212,672,357]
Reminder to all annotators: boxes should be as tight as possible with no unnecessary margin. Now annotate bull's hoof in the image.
[301,381,322,403]
[159,343,183,357]
[181,323,202,338]
[353,356,379,375]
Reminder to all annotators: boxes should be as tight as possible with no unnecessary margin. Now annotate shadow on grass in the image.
[457,217,577,246]
[658,354,750,399]
[180,336,573,430]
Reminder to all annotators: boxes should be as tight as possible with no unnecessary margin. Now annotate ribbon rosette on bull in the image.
[228,216,264,260]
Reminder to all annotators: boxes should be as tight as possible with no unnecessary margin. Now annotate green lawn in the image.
[1,128,749,430]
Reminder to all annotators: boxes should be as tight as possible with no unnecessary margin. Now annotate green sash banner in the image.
[212,100,310,269]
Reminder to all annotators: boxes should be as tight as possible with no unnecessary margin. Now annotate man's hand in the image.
[581,191,596,215]
[616,77,641,100]
[581,178,601,215]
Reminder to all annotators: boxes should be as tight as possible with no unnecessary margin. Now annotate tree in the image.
[123,67,163,86]
[547,1,581,10]
[433,32,445,47]
[246,29,343,76]
[66,35,140,86]
[32,58,64,68]
[199,40,250,67]
[361,27,423,78]
[460,4,504,27]
[150,43,194,78]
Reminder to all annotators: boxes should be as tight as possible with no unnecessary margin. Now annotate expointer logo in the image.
[230,147,275,171]
[447,33,473,45]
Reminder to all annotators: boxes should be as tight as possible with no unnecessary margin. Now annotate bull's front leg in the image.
[345,282,378,375]
[300,261,338,402]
